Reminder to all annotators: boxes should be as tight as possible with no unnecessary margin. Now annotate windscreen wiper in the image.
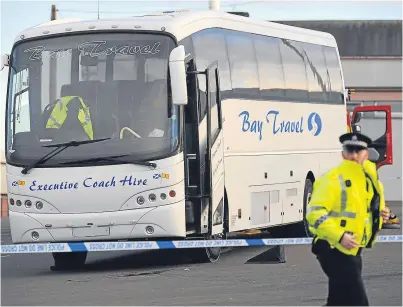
[21,138,111,175]
[60,154,157,168]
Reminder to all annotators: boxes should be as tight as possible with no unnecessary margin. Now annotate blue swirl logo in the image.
[307,112,322,136]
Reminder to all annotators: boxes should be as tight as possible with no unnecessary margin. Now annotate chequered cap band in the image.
[343,140,368,148]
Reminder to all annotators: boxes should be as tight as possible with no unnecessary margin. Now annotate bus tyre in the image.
[301,178,313,237]
[186,234,222,263]
[51,251,87,271]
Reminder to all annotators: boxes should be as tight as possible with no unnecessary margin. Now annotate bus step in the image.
[235,229,263,236]
[245,245,286,264]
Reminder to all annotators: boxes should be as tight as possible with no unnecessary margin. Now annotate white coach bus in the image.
[1,10,392,269]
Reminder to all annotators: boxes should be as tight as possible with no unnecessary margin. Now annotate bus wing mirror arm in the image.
[169,45,188,106]
[1,54,10,71]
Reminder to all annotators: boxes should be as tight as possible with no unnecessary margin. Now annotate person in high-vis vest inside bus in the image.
[46,96,94,140]
[307,132,390,306]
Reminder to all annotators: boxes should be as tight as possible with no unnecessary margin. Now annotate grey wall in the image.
[276,20,402,57]
[341,59,402,88]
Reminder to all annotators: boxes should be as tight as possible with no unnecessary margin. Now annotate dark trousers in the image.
[315,243,369,306]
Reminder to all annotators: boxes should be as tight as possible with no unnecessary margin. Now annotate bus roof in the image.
[13,10,337,47]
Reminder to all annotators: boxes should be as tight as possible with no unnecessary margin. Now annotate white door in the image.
[206,63,225,236]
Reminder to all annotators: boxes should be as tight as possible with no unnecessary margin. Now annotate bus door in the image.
[183,60,225,238]
[205,62,225,236]
[351,105,393,169]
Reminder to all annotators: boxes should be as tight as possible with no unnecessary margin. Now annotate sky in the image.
[0,0,402,155]
[1,0,402,55]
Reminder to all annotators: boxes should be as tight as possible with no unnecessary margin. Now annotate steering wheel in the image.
[42,98,63,121]
[120,127,141,139]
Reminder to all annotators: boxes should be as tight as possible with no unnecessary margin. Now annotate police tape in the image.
[1,235,402,254]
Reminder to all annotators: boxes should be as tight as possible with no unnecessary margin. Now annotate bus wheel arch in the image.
[223,187,229,234]
[305,171,315,212]
[302,172,315,237]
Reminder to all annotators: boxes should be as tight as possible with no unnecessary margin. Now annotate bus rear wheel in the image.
[51,251,87,271]
[301,178,313,237]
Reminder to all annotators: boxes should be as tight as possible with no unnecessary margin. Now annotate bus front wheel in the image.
[186,233,223,263]
[51,251,87,271]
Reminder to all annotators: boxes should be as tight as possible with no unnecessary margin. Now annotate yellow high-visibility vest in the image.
[306,159,385,256]
[46,96,94,140]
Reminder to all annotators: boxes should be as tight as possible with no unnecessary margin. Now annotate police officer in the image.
[46,96,94,141]
[306,132,390,306]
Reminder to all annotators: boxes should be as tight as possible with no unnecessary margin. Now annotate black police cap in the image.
[339,132,373,150]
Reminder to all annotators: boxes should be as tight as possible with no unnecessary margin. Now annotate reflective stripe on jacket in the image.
[306,159,385,256]
[46,96,94,140]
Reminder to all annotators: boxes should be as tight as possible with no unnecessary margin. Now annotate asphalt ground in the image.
[1,201,402,306]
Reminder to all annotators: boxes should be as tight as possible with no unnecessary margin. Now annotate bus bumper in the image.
[8,200,186,244]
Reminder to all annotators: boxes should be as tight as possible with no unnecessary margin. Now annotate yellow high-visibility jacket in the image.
[46,96,94,140]
[307,159,385,256]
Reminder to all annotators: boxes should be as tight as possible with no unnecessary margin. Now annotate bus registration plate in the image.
[72,226,110,237]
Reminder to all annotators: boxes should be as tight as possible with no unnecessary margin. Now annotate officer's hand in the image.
[340,233,359,250]
[381,208,390,222]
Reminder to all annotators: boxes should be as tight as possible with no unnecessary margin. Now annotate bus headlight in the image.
[145,226,154,234]
[25,200,32,208]
[119,182,184,211]
[35,201,43,210]
[148,194,156,202]
[31,231,40,240]
[137,196,145,205]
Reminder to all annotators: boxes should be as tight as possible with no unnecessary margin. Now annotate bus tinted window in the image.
[225,30,260,97]
[179,36,194,57]
[303,43,328,103]
[324,46,344,104]
[193,28,232,120]
[190,27,344,105]
[279,39,309,101]
[253,35,285,99]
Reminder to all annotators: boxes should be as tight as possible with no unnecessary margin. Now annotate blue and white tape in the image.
[1,235,402,254]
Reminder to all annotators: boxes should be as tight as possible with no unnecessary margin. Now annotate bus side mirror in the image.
[352,123,361,133]
[169,45,188,106]
[0,54,10,71]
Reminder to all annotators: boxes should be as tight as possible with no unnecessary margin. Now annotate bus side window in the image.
[208,68,219,138]
[323,46,344,105]
[279,39,309,101]
[184,60,197,153]
[185,60,196,122]
[253,35,285,100]
[192,28,232,122]
[12,68,31,134]
[303,43,328,104]
[225,30,259,98]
